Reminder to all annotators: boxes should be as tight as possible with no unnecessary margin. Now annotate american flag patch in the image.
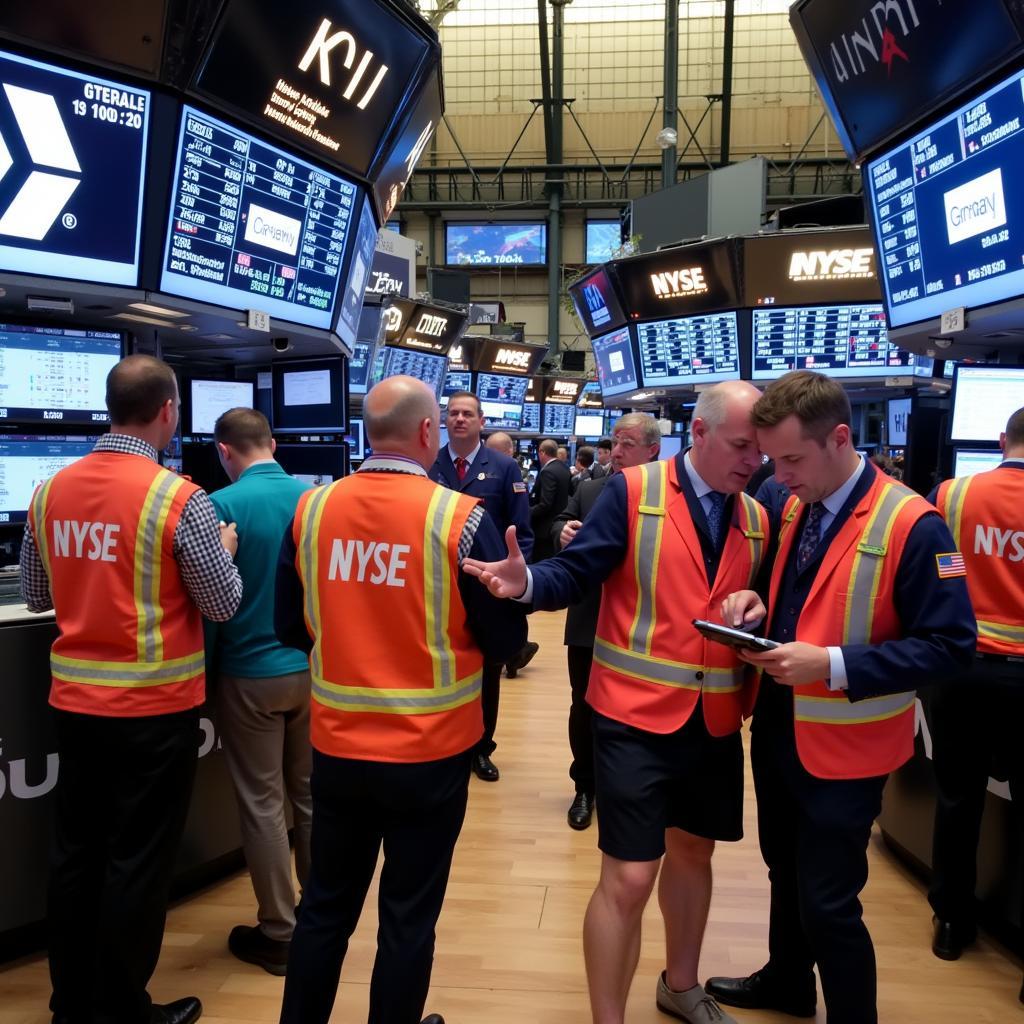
[512,481,527,493]
[936,552,967,579]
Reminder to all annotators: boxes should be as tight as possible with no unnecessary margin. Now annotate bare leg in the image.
[659,829,715,992]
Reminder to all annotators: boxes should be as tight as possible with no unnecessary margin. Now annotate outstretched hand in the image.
[462,525,529,599]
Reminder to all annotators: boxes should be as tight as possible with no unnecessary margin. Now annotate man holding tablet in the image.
[465,380,768,1024]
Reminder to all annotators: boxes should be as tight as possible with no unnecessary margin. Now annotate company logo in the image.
[650,266,707,299]
[414,312,448,338]
[943,169,1006,245]
[583,282,610,327]
[243,203,302,256]
[788,247,875,281]
[383,305,404,333]
[368,270,404,295]
[828,0,920,84]
[0,83,81,240]
[298,19,389,110]
[494,348,531,369]
[552,381,579,396]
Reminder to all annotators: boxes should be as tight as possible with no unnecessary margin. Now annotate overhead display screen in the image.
[521,401,541,432]
[954,448,1003,477]
[575,413,604,437]
[0,49,150,287]
[950,364,1024,442]
[637,312,740,388]
[577,381,603,409]
[272,357,347,433]
[161,105,359,329]
[591,326,639,398]
[0,325,121,425]
[375,346,447,399]
[570,266,627,336]
[543,403,576,435]
[0,436,95,524]
[586,220,620,264]
[190,379,254,435]
[440,369,473,406]
[476,373,528,429]
[867,65,1024,329]
[335,194,378,348]
[751,305,933,380]
[349,341,375,396]
[445,222,547,267]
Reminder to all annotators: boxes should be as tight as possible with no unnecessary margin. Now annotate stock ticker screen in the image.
[867,65,1024,328]
[636,312,740,388]
[590,326,639,397]
[161,105,358,329]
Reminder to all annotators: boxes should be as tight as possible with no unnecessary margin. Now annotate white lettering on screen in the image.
[650,267,707,298]
[328,539,410,586]
[283,369,332,407]
[494,348,530,369]
[52,520,120,562]
[788,248,875,281]
[297,18,390,111]
[243,203,302,256]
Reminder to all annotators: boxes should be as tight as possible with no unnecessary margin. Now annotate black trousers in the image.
[929,660,1024,928]
[280,748,471,1024]
[566,645,595,794]
[751,712,887,1024]
[474,661,501,757]
[48,707,200,1024]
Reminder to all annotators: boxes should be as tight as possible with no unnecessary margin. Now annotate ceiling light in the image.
[128,302,188,319]
[112,313,181,328]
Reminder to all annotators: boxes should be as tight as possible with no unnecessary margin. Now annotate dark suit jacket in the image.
[429,445,534,560]
[530,457,572,561]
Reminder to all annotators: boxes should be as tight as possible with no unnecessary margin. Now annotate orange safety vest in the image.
[28,452,205,717]
[937,467,1024,657]
[293,470,485,763]
[588,459,769,735]
[769,472,932,780]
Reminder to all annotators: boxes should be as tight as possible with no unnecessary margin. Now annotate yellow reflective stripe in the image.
[794,690,915,725]
[978,619,1024,643]
[628,462,667,655]
[942,476,973,552]
[51,649,204,687]
[311,669,482,714]
[424,487,460,691]
[778,496,800,548]
[297,484,336,683]
[593,637,743,691]
[29,478,55,579]
[738,492,767,586]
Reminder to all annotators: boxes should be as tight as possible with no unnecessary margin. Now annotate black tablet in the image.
[692,618,780,653]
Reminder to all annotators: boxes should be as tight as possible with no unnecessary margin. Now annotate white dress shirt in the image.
[447,441,482,470]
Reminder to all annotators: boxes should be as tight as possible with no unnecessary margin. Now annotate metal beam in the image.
[547,0,570,356]
[661,1,679,187]
[537,0,555,165]
[720,0,736,165]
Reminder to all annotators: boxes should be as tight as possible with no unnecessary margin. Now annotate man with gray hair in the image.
[464,380,769,1024]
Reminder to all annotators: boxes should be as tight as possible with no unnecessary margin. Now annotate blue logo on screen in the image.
[584,282,610,327]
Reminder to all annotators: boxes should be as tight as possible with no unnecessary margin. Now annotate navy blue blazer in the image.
[429,446,534,561]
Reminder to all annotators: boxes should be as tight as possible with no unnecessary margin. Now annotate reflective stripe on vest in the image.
[593,636,744,692]
[30,477,55,576]
[977,619,1024,644]
[737,492,767,586]
[51,650,206,687]
[300,483,483,715]
[794,690,916,725]
[940,475,973,552]
[629,461,668,655]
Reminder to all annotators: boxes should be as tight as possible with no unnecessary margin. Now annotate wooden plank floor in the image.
[2,609,1021,1023]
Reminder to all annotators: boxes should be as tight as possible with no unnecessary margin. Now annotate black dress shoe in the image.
[421,1015,445,1024]
[567,792,594,830]
[472,752,499,781]
[705,970,816,1018]
[506,641,540,678]
[150,997,202,1024]
[229,923,290,975]
[931,917,976,961]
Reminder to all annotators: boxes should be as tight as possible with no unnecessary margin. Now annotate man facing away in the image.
[208,407,314,976]
[530,438,572,562]
[275,376,527,1024]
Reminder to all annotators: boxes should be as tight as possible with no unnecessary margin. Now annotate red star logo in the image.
[881,27,909,76]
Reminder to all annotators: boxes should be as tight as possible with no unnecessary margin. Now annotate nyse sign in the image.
[789,248,875,282]
[650,267,708,299]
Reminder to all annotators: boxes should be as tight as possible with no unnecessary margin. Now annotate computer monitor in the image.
[344,418,365,463]
[0,436,95,525]
[591,325,640,397]
[543,403,576,435]
[636,312,740,388]
[476,373,528,429]
[374,347,448,400]
[441,370,474,408]
[274,443,348,485]
[189,379,255,436]
[950,365,1024,443]
[271,358,347,434]
[574,413,604,438]
[520,402,541,433]
[953,448,1003,478]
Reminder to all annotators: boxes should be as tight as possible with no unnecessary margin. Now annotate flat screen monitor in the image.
[543,403,576,435]
[0,49,150,287]
[605,408,623,432]
[586,220,621,264]
[445,222,547,267]
[476,373,528,429]
[271,358,347,433]
[521,401,541,433]
[866,64,1024,329]
[750,304,933,380]
[659,437,683,461]
[441,370,473,407]
[953,448,1003,477]
[577,381,603,409]
[636,311,740,388]
[274,443,347,486]
[950,364,1024,443]
[349,342,375,397]
[189,379,254,435]
[335,193,379,348]
[343,418,365,463]
[575,413,604,437]
[161,105,360,330]
[888,397,912,447]
[0,436,95,524]
[591,326,639,397]
[375,347,447,400]
[570,266,627,336]
[0,324,121,425]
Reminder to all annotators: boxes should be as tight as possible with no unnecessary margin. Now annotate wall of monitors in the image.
[751,304,933,379]
[866,64,1024,329]
[161,105,359,330]
[636,312,741,388]
[0,49,150,287]
[591,326,640,397]
[445,222,547,267]
[950,364,1024,442]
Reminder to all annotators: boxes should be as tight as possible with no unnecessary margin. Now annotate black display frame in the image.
[948,362,1024,444]
[271,355,349,435]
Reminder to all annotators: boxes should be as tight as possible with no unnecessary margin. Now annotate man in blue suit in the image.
[429,391,534,782]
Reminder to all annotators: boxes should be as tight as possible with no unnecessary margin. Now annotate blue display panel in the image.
[445,222,547,267]
[0,49,150,287]
[373,346,447,400]
[0,325,121,425]
[636,312,740,388]
[0,436,95,524]
[867,65,1024,329]
[440,370,473,407]
[586,220,620,264]
[521,401,541,433]
[591,326,639,397]
[953,448,1003,477]
[950,364,1024,442]
[335,193,378,347]
[476,373,528,429]
[751,305,932,380]
[161,106,358,329]
[543,403,576,435]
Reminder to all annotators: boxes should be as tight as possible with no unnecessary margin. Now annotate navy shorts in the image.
[592,707,744,861]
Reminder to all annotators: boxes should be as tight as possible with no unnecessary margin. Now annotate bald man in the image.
[274,377,526,1024]
[486,432,515,457]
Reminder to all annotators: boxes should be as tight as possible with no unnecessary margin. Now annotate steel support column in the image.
[661,1,679,188]
[720,0,735,165]
[547,0,568,355]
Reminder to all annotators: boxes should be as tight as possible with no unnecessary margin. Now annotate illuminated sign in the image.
[650,266,708,299]
[494,347,532,370]
[545,379,584,404]
[788,247,875,281]
[297,19,390,111]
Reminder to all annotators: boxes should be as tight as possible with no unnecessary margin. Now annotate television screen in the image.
[440,370,473,407]
[161,105,360,330]
[636,311,740,388]
[866,64,1024,330]
[887,397,912,447]
[591,326,639,397]
[0,436,95,524]
[751,304,933,380]
[190,379,254,435]
[577,381,603,409]
[543,403,576,435]
[953,448,1003,477]
[0,49,150,287]
[375,347,447,399]
[575,413,604,437]
[950,364,1024,443]
[335,194,379,348]
[271,358,347,433]
[343,418,365,463]
[586,220,621,264]
[476,373,528,429]
[605,408,623,433]
[570,266,627,336]
[521,401,541,433]
[0,324,121,425]
[274,443,347,486]
[445,222,547,267]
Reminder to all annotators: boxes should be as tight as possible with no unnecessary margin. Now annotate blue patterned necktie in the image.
[797,502,825,573]
[705,491,727,545]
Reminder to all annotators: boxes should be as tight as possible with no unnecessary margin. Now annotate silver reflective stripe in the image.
[299,485,334,682]
[51,652,205,685]
[136,472,179,662]
[978,619,1024,643]
[630,462,666,654]
[311,671,482,713]
[593,637,742,691]
[425,488,459,690]
[794,690,915,724]
[843,483,916,645]
[738,492,766,583]
[943,475,972,552]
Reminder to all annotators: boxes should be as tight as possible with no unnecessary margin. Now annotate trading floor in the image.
[1,610,1019,1024]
